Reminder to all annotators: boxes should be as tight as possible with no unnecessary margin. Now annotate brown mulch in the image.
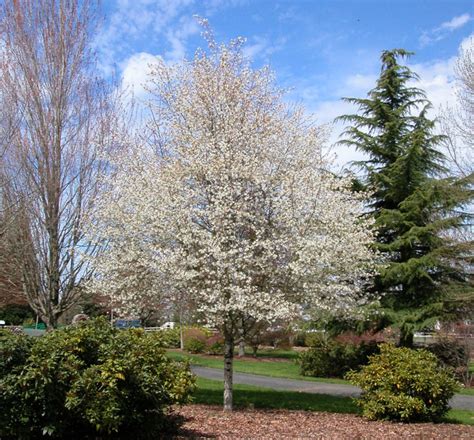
[172,405,474,439]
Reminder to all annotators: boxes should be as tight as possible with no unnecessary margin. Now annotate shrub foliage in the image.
[426,337,471,385]
[299,334,380,378]
[0,318,195,439]
[346,344,460,422]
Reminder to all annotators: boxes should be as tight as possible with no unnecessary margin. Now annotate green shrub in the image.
[346,344,460,422]
[159,327,181,348]
[260,326,292,349]
[184,337,206,353]
[0,318,195,439]
[0,303,35,325]
[205,334,224,355]
[183,327,208,353]
[292,331,308,347]
[0,329,33,377]
[304,331,326,348]
[298,334,379,378]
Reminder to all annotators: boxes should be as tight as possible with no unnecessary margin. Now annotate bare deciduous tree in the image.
[441,38,473,177]
[0,0,116,329]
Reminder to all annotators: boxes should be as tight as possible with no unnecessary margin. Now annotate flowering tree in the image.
[86,144,168,320]
[91,25,377,411]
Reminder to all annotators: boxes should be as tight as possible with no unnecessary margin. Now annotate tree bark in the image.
[238,339,245,357]
[223,333,234,411]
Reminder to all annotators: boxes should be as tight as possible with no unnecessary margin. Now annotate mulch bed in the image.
[172,405,474,439]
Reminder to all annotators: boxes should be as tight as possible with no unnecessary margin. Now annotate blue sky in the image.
[98,0,473,166]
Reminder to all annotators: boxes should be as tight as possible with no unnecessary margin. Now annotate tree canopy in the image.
[337,49,473,346]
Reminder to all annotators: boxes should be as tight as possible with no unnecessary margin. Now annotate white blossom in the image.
[88,28,378,410]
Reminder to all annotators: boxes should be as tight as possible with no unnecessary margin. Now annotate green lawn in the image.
[167,350,348,385]
[243,347,300,360]
[193,377,357,413]
[167,349,474,395]
[193,377,474,426]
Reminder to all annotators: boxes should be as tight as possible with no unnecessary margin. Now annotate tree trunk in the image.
[223,334,234,411]
[180,326,184,350]
[43,312,57,331]
[238,339,245,357]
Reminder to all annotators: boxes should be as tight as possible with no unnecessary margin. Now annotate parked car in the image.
[114,319,142,329]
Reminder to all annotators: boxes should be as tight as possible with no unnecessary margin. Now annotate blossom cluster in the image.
[88,30,377,330]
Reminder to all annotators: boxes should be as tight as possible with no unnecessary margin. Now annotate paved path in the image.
[191,366,474,411]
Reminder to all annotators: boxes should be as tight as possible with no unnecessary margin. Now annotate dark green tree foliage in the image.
[0,303,35,325]
[337,49,473,346]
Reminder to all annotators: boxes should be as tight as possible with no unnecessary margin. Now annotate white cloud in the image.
[311,99,367,171]
[164,15,200,62]
[304,41,469,170]
[440,13,471,31]
[121,52,161,98]
[242,36,286,61]
[95,0,195,75]
[419,13,471,47]
[344,74,378,92]
[409,56,457,118]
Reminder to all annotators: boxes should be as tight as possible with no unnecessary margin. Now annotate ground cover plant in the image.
[347,344,461,422]
[0,319,195,439]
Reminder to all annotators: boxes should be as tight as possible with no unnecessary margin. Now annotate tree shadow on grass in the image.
[193,386,360,414]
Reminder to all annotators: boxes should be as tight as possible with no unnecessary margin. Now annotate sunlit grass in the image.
[193,377,474,425]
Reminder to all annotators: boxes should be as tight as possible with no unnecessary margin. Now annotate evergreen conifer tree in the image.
[337,49,473,346]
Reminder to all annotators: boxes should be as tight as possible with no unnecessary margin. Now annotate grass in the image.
[243,347,300,360]
[193,377,358,413]
[166,350,348,385]
[460,386,474,396]
[167,350,474,395]
[193,377,474,425]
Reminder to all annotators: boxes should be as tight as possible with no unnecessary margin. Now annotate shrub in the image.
[304,331,327,348]
[0,303,35,325]
[159,327,181,348]
[184,337,206,353]
[0,318,195,439]
[244,325,292,351]
[346,344,460,422]
[0,329,33,377]
[426,337,471,385]
[205,334,224,355]
[299,334,379,378]
[183,327,208,353]
[292,331,308,347]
